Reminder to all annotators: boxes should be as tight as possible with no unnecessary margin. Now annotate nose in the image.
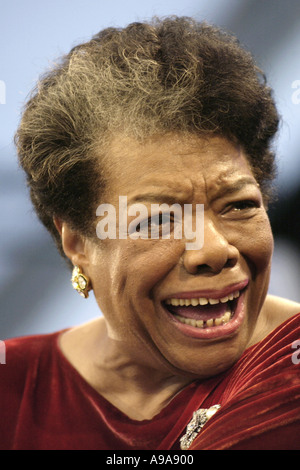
[183,217,239,275]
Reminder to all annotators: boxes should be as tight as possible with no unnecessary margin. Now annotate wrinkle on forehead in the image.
[103,133,251,203]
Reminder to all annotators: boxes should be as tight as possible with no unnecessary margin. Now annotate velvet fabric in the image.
[0,313,299,450]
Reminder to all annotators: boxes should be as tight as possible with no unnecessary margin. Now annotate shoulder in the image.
[4,331,62,362]
[0,332,63,392]
[264,295,300,320]
[191,312,300,450]
[249,295,300,346]
[263,294,300,334]
[0,331,64,449]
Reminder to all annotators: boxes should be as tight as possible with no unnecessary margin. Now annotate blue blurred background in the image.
[1,0,300,339]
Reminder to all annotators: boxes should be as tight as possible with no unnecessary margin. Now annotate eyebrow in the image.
[209,177,259,202]
[128,193,183,206]
[127,177,259,207]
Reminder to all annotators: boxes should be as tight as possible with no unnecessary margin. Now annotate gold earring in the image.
[71,266,91,298]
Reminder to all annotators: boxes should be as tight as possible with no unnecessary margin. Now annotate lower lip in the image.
[164,290,246,340]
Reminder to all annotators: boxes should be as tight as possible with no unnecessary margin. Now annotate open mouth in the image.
[164,291,240,329]
[162,282,248,339]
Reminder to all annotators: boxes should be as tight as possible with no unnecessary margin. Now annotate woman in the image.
[1,16,299,450]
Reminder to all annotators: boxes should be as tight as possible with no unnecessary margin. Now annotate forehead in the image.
[102,133,256,201]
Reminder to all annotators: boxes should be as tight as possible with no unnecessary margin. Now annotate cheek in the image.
[235,215,274,274]
[92,239,185,300]
[123,239,185,296]
[252,218,274,266]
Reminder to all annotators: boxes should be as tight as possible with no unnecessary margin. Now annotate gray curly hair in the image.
[15,16,279,260]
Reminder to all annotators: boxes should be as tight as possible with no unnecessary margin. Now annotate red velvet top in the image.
[0,314,299,450]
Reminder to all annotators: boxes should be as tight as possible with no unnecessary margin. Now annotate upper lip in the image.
[163,279,249,301]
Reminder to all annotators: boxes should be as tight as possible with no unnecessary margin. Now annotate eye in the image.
[137,213,173,230]
[231,200,258,211]
[134,213,175,238]
[222,199,260,218]
[151,213,173,226]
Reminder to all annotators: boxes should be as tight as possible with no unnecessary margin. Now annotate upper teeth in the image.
[165,291,240,307]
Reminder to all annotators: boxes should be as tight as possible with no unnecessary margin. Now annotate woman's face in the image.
[86,133,274,379]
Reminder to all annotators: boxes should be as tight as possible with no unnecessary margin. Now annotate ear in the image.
[54,217,89,269]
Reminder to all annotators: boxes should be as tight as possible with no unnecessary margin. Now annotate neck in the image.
[59,317,192,421]
[93,323,192,420]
